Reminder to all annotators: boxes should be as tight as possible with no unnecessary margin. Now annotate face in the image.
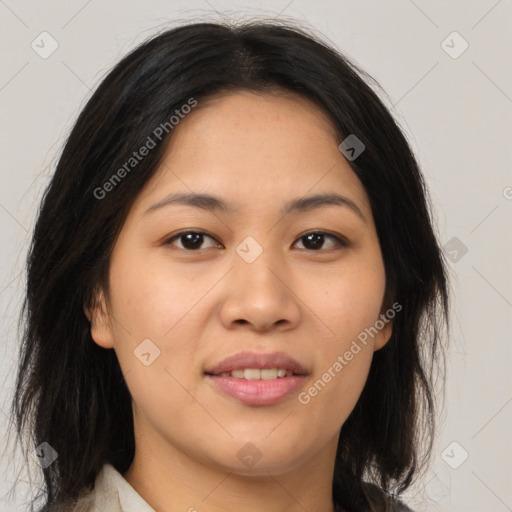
[86,90,392,477]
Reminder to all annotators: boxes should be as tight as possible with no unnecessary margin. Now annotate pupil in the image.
[304,233,323,250]
[182,233,203,250]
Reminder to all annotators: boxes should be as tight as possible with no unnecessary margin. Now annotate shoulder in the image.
[69,463,156,512]
[55,464,123,512]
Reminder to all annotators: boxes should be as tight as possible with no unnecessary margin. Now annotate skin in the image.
[86,90,393,512]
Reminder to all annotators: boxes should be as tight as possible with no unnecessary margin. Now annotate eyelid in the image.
[163,229,349,251]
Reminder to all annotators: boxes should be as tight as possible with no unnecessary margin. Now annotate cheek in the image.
[106,247,210,388]
[299,318,376,430]
[294,260,384,423]
[108,248,203,339]
[313,263,383,365]
[106,252,203,418]
[317,257,386,342]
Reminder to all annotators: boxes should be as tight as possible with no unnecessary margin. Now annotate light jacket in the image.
[70,463,156,512]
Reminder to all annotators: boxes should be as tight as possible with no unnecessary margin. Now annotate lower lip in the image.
[205,374,307,406]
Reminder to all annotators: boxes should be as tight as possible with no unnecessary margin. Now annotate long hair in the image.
[9,19,450,512]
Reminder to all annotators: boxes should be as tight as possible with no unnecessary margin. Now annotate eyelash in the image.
[163,230,349,252]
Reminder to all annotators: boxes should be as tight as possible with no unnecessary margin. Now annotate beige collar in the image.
[72,463,156,512]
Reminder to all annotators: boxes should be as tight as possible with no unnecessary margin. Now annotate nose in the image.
[218,249,301,332]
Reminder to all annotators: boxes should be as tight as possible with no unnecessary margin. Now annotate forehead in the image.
[132,90,371,219]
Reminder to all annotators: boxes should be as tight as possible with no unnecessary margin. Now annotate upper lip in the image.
[204,351,309,376]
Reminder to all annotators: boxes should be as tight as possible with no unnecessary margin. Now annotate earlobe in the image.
[84,287,115,349]
[374,319,393,351]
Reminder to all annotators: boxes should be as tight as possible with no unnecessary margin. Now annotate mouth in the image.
[205,368,305,379]
[204,350,309,377]
[203,351,309,406]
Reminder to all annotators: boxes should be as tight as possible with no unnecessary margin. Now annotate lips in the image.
[205,374,307,406]
[204,351,309,376]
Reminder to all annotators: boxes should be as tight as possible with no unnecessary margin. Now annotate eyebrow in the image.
[144,191,367,223]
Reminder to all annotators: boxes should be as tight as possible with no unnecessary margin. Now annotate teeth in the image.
[261,368,278,380]
[217,368,295,379]
[244,369,261,380]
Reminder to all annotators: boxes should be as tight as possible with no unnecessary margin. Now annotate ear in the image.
[84,286,115,349]
[374,311,394,351]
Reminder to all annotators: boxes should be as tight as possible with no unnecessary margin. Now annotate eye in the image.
[164,230,220,251]
[293,231,348,251]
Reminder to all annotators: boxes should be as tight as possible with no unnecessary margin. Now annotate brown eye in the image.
[164,231,219,251]
[293,232,347,251]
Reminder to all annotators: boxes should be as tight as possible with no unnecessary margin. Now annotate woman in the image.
[10,19,449,512]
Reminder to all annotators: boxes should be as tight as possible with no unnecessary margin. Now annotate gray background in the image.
[0,1,511,511]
